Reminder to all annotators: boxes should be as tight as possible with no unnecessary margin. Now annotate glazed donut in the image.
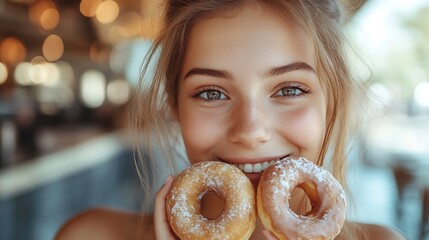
[166,161,256,240]
[257,157,347,240]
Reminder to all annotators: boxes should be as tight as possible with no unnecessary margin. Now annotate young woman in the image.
[56,0,406,239]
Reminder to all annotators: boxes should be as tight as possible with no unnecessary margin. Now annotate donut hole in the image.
[200,190,225,220]
[289,181,321,217]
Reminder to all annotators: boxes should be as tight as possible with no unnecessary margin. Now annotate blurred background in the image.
[0,0,428,239]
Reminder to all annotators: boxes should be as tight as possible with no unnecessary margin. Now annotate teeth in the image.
[244,163,253,173]
[253,163,262,172]
[262,161,269,170]
[235,160,277,173]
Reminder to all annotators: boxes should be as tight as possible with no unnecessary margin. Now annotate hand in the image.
[154,175,177,240]
[263,229,278,240]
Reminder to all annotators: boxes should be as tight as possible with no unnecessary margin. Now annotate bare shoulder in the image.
[55,207,155,240]
[358,223,406,240]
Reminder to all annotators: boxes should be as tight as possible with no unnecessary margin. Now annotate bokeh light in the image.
[14,61,62,86]
[29,0,57,28]
[40,8,60,30]
[0,37,26,65]
[56,61,75,85]
[106,79,130,105]
[40,62,60,86]
[414,82,429,107]
[14,62,32,86]
[95,0,119,24]
[80,70,106,108]
[0,62,8,84]
[42,34,64,62]
[31,55,47,64]
[79,0,102,17]
[29,63,48,85]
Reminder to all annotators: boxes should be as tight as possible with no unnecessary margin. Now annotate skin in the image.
[177,4,326,188]
[174,3,326,239]
[55,3,406,240]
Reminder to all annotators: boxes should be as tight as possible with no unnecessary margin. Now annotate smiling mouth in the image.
[233,160,278,173]
[219,154,291,174]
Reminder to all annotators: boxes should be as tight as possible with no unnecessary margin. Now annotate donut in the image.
[257,157,347,240]
[166,161,256,240]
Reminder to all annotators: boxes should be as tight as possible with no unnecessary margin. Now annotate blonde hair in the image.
[130,0,369,238]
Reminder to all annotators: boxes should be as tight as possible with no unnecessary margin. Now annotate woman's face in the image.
[176,4,328,187]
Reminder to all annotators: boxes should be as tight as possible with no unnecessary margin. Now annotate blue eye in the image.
[273,83,309,98]
[195,89,228,101]
[277,87,303,97]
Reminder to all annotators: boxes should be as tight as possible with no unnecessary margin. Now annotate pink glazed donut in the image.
[257,157,347,240]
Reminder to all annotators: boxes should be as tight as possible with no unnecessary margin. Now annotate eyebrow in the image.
[264,61,315,78]
[184,68,232,79]
[183,61,315,80]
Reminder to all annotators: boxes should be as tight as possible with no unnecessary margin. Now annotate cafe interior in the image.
[0,0,428,239]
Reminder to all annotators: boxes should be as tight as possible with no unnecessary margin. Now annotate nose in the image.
[228,101,271,148]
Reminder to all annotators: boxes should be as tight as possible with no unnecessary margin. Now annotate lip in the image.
[218,154,290,165]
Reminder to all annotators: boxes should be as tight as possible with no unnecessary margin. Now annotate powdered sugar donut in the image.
[166,161,256,240]
[257,157,347,240]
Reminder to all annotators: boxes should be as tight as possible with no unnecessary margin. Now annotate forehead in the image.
[181,3,315,78]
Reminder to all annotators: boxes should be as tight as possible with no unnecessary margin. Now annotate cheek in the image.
[178,107,225,163]
[280,105,326,160]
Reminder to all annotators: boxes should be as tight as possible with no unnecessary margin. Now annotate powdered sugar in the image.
[166,161,256,239]
[260,156,347,240]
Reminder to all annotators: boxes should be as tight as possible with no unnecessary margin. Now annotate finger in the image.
[154,175,175,240]
[262,229,278,240]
